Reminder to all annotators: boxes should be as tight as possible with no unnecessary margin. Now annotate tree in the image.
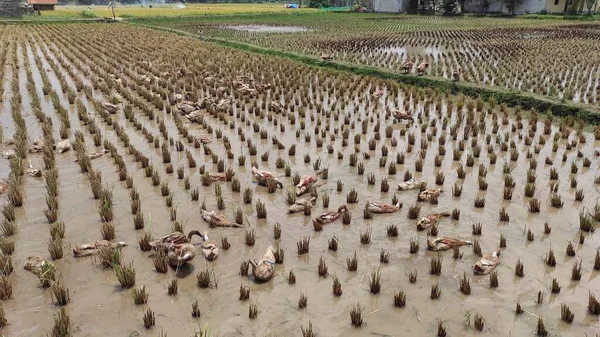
[482,0,493,12]
[586,0,597,14]
[407,0,419,12]
[442,0,458,14]
[503,0,520,14]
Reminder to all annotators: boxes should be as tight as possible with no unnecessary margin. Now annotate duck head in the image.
[187,230,203,241]
[116,241,127,247]
[337,205,348,213]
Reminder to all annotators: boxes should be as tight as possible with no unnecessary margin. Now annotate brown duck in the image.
[150,230,203,249]
[417,212,450,231]
[417,61,429,75]
[73,240,126,257]
[366,201,402,213]
[402,57,415,74]
[166,243,196,267]
[313,205,348,226]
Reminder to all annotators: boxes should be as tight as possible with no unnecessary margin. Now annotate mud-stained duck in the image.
[402,57,415,74]
[55,140,71,154]
[27,163,42,178]
[199,232,219,261]
[209,173,228,182]
[417,212,450,231]
[392,109,414,122]
[103,102,118,114]
[201,209,242,228]
[288,196,317,214]
[417,61,429,75]
[473,250,501,275]
[452,67,462,82]
[28,138,45,153]
[313,205,348,226]
[367,201,402,214]
[320,54,333,61]
[24,256,53,274]
[427,237,472,251]
[371,87,384,100]
[73,240,126,257]
[252,166,283,188]
[250,246,275,282]
[398,178,421,191]
[296,168,327,196]
[418,188,443,202]
[166,243,196,267]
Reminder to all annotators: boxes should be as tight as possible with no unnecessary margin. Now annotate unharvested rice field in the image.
[150,13,600,107]
[21,4,315,20]
[0,21,599,337]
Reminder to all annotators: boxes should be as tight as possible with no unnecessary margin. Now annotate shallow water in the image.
[0,24,599,337]
[227,25,310,33]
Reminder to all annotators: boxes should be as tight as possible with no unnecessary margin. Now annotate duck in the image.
[88,149,109,160]
[296,168,327,196]
[150,230,203,249]
[201,209,243,228]
[418,188,443,202]
[402,57,415,74]
[392,109,414,122]
[452,67,461,82]
[198,135,212,144]
[26,163,42,178]
[312,205,348,226]
[320,54,333,61]
[73,240,126,257]
[427,237,472,251]
[28,137,45,153]
[473,250,501,275]
[417,61,429,75]
[417,212,450,230]
[0,180,7,194]
[209,173,228,182]
[398,178,421,191]
[288,196,317,214]
[249,246,275,282]
[367,201,402,213]
[2,149,15,159]
[371,87,384,100]
[55,140,71,154]
[252,166,283,188]
[74,149,109,162]
[103,102,118,114]
[199,232,219,261]
[166,243,196,267]
[24,256,53,274]
[178,102,199,115]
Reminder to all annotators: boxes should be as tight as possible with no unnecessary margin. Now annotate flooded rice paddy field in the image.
[0,23,599,336]
[153,14,600,106]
